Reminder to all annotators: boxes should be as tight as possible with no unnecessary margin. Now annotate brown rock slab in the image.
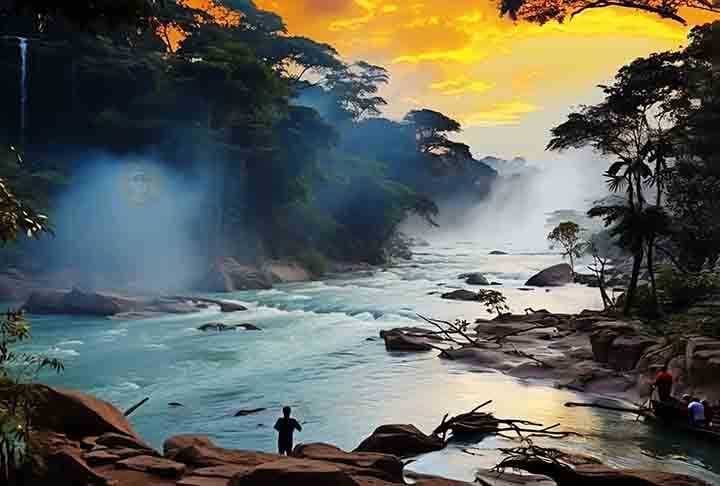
[85,449,121,466]
[164,435,276,468]
[177,477,231,486]
[116,455,187,478]
[97,432,158,454]
[294,443,404,482]
[229,457,360,486]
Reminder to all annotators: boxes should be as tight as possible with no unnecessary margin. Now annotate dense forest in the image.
[0,0,497,286]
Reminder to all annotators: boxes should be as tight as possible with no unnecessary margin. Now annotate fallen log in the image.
[564,401,648,416]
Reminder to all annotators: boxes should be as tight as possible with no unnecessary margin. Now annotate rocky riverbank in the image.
[381,309,720,405]
[0,258,375,303]
[23,386,712,486]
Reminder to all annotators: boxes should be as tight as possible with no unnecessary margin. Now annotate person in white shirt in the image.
[688,397,706,427]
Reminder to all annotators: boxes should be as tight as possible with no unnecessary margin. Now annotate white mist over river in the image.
[19,243,720,483]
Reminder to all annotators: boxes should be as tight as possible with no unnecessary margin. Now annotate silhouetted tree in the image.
[499,0,718,25]
[547,221,585,275]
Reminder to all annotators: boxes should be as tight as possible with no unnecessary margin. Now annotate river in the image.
[22,242,720,483]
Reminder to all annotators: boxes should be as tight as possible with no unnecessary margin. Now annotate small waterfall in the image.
[18,37,28,141]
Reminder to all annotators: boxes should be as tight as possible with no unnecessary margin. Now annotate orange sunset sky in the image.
[191,0,717,159]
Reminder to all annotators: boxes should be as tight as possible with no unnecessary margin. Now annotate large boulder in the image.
[525,264,573,287]
[30,386,147,444]
[589,322,640,364]
[354,424,444,457]
[685,337,720,387]
[269,262,314,283]
[197,258,273,292]
[293,443,404,483]
[24,288,138,316]
[607,335,659,371]
[459,273,489,285]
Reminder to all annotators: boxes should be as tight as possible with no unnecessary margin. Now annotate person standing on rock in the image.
[652,364,674,402]
[274,406,302,455]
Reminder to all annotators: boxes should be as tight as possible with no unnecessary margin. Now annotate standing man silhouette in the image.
[274,406,302,455]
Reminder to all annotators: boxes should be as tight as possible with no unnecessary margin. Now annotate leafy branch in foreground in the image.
[1,310,64,484]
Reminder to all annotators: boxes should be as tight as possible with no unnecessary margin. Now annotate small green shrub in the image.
[297,249,329,277]
[656,265,720,308]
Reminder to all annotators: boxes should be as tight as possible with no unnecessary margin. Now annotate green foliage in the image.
[296,249,328,278]
[1,310,64,482]
[476,289,510,317]
[547,221,585,273]
[656,266,720,308]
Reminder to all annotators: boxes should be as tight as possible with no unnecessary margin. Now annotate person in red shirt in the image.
[653,364,673,402]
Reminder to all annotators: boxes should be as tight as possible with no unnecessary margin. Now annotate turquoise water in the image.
[19,243,720,483]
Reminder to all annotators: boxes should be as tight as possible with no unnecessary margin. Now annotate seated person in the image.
[688,397,706,427]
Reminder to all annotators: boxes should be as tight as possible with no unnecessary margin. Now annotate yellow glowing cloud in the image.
[463,101,540,127]
[254,0,717,154]
[431,76,495,96]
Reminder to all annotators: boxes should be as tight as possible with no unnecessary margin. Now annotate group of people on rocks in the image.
[653,365,717,428]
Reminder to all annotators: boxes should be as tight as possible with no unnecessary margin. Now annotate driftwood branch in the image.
[491,324,558,344]
[124,397,150,417]
[417,314,478,346]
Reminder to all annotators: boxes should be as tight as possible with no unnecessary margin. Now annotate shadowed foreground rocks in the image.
[24,386,712,486]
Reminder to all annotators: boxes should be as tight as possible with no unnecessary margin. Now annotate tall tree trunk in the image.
[624,244,645,316]
[647,235,659,315]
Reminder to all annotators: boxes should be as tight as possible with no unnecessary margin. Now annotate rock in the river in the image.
[198,322,261,332]
[589,322,638,364]
[354,424,444,457]
[198,323,237,332]
[24,288,137,316]
[459,272,489,285]
[524,264,573,287]
[381,330,434,352]
[197,257,273,292]
[489,250,508,255]
[441,289,479,301]
[218,301,248,313]
[237,323,262,331]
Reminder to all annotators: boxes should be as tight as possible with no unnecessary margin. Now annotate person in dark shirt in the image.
[652,364,673,402]
[274,406,302,455]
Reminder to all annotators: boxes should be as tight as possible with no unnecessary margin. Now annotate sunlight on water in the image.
[21,243,720,483]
